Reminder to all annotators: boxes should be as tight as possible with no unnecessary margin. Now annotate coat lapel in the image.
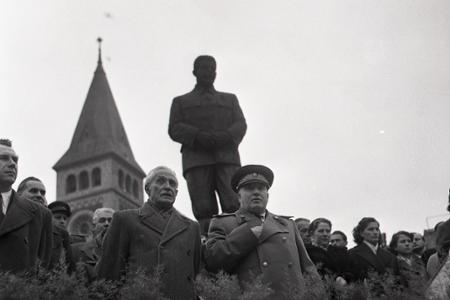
[0,191,36,237]
[139,203,165,235]
[355,243,386,273]
[259,212,289,243]
[160,209,189,245]
[81,239,99,263]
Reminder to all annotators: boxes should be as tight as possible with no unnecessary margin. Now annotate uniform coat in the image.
[204,209,320,299]
[348,243,399,282]
[96,202,201,300]
[0,191,52,273]
[168,87,246,173]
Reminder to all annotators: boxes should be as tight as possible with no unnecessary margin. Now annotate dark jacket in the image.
[0,191,53,273]
[348,243,399,282]
[72,238,102,281]
[306,244,352,280]
[50,224,74,272]
[204,209,321,299]
[169,87,247,174]
[96,203,201,300]
[436,218,450,253]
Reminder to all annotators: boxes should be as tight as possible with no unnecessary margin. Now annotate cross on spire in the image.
[97,37,103,65]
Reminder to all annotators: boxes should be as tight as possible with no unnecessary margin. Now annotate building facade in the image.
[53,42,145,236]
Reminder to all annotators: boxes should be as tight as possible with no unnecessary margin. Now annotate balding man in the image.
[0,139,52,272]
[97,166,201,300]
[17,178,74,272]
[71,207,114,281]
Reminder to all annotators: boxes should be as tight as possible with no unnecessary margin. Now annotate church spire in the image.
[54,40,144,176]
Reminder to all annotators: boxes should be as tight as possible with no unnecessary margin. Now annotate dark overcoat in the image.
[50,224,74,272]
[0,191,53,273]
[72,238,101,281]
[204,209,321,299]
[96,203,201,300]
[348,243,399,282]
[169,87,247,173]
[306,244,352,280]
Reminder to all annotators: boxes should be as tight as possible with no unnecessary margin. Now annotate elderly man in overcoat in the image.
[0,139,53,273]
[97,166,201,300]
[168,55,247,235]
[72,207,114,281]
[204,165,322,299]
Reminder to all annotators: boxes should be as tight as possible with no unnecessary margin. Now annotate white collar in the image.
[1,190,12,214]
[363,241,379,254]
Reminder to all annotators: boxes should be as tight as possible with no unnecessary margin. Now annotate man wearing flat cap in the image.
[204,165,322,299]
[97,166,201,300]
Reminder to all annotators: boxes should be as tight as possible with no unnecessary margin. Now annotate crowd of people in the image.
[1,55,449,299]
[1,138,449,299]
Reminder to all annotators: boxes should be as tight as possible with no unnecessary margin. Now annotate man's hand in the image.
[247,217,263,238]
[212,131,231,147]
[195,131,215,149]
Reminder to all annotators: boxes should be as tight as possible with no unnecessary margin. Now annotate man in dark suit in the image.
[97,166,201,300]
[0,139,53,273]
[169,55,247,235]
[17,178,74,272]
[204,165,322,299]
[72,207,114,281]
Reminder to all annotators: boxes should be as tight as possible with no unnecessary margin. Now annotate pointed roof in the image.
[54,39,144,176]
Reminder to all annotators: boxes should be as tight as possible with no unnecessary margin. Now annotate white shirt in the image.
[1,190,12,214]
[363,241,379,255]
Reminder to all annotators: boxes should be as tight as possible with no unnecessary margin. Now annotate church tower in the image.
[53,39,145,236]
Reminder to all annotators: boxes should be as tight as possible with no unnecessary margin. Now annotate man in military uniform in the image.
[169,55,247,235]
[204,165,322,299]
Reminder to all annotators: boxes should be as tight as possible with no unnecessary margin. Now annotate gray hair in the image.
[93,207,115,223]
[144,166,177,188]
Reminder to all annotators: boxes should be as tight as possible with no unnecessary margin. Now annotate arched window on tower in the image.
[79,171,89,190]
[92,168,101,186]
[66,174,77,194]
[125,175,131,193]
[133,180,139,198]
[118,170,124,189]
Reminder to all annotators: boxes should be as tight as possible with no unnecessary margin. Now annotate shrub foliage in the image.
[0,261,448,299]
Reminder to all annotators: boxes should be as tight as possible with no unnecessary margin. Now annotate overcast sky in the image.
[2,0,449,245]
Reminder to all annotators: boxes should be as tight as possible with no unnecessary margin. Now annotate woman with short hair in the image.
[348,217,399,283]
[306,218,350,283]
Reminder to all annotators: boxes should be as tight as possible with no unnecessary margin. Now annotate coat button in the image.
[262,261,268,267]
[274,216,279,220]
[288,262,293,268]
[282,237,287,242]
